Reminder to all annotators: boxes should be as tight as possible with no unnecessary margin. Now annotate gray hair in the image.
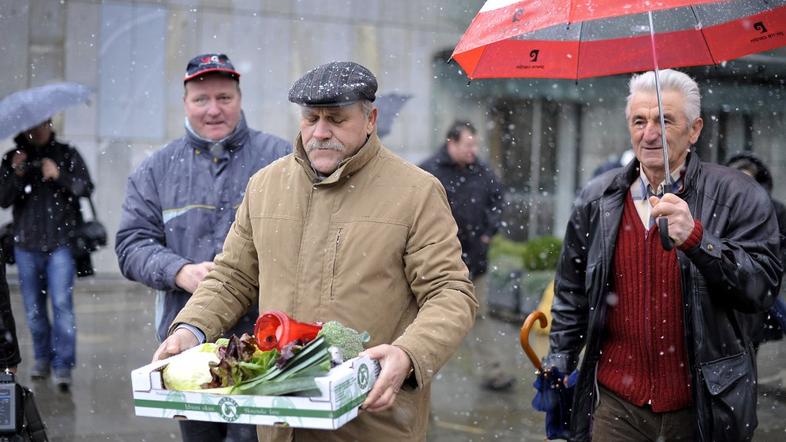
[625,69,701,123]
[359,99,374,118]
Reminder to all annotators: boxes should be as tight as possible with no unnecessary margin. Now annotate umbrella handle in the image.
[520,311,547,372]
[658,218,674,251]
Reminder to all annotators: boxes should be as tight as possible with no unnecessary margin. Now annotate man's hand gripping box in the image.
[131,353,379,429]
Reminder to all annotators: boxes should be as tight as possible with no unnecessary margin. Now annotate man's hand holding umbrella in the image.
[650,193,695,247]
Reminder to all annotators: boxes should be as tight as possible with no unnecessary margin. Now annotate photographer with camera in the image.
[0,119,94,393]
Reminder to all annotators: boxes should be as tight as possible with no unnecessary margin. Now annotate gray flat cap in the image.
[288,61,377,107]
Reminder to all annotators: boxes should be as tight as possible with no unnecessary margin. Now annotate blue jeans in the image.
[14,245,76,370]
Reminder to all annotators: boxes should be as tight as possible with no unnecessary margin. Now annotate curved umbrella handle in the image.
[658,217,674,251]
[520,311,548,372]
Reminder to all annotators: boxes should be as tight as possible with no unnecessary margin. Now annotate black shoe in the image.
[53,369,72,392]
[481,373,516,392]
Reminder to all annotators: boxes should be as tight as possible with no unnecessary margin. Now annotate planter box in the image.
[488,256,553,322]
[487,254,524,320]
[131,350,379,430]
[519,270,554,316]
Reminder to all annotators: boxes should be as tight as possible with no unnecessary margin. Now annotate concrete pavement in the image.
[7,277,786,441]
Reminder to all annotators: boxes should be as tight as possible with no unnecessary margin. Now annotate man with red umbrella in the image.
[545,69,781,441]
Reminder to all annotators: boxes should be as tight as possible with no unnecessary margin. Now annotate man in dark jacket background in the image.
[725,151,786,345]
[545,69,781,441]
[420,121,503,281]
[0,119,94,392]
[115,53,290,442]
[420,120,511,391]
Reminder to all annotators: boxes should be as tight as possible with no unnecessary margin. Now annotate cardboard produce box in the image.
[131,351,379,429]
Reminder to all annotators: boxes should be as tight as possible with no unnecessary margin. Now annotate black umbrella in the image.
[375,93,412,138]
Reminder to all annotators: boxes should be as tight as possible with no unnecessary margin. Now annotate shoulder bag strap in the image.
[21,387,48,442]
[86,196,99,222]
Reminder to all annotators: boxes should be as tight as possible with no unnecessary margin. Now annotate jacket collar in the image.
[608,150,700,197]
[184,111,250,154]
[434,146,453,166]
[293,132,381,185]
[434,145,479,172]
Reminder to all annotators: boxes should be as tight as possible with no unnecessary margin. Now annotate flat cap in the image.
[288,61,377,107]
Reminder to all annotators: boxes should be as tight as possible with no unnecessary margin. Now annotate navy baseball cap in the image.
[184,53,240,84]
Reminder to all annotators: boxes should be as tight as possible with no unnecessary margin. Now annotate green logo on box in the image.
[218,397,240,422]
[357,363,370,390]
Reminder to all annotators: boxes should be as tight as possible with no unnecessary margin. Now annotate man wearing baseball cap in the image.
[154,61,478,441]
[116,53,291,442]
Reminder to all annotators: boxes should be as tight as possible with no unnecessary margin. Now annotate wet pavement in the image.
[8,277,786,441]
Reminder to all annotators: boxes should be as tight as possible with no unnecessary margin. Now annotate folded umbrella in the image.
[0,82,92,140]
[520,310,578,440]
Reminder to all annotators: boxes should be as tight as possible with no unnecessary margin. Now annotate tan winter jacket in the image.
[172,133,477,442]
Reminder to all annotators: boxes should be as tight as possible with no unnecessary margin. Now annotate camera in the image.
[0,371,23,436]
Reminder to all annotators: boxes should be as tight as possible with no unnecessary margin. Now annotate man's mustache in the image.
[306,140,344,152]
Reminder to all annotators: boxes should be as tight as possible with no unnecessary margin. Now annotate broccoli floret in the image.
[317,321,370,361]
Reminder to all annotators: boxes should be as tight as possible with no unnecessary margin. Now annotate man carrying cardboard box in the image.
[152,61,478,441]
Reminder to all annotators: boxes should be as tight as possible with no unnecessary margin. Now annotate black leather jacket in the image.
[545,153,782,441]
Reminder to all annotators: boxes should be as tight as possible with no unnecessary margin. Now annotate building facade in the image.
[2,0,785,272]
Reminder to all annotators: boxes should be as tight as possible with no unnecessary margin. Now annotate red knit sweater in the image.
[597,193,693,412]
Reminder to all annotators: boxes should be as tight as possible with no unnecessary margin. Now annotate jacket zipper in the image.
[681,253,705,441]
[329,227,342,301]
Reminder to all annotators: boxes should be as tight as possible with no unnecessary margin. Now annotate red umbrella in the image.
[453,0,786,80]
[452,0,786,249]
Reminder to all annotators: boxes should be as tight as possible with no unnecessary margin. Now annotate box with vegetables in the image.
[131,311,380,429]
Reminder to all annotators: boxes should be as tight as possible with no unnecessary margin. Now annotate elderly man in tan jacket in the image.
[153,61,478,442]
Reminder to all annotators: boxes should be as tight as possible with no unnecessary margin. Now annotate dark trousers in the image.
[592,386,695,441]
[179,420,257,442]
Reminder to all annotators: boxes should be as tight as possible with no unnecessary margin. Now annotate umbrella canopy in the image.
[521,310,578,440]
[375,92,412,138]
[0,82,92,140]
[452,0,786,80]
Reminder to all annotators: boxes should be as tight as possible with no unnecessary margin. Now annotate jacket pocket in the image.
[699,352,757,441]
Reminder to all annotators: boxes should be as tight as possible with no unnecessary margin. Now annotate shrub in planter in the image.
[521,235,563,271]
[519,236,562,317]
